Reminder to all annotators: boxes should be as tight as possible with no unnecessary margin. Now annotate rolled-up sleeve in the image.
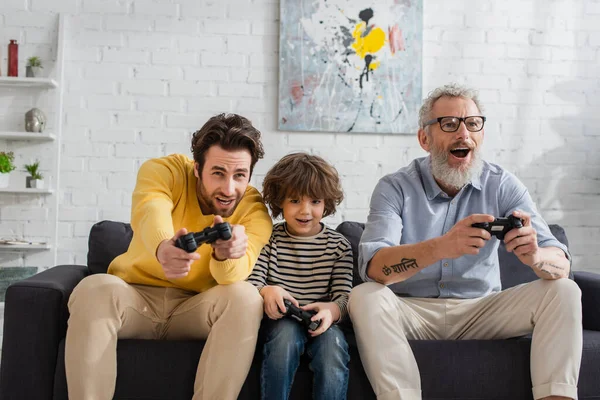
[501,172,571,262]
[358,177,404,282]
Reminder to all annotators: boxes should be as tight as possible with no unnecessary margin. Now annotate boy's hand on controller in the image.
[504,210,539,263]
[302,302,340,337]
[260,285,299,320]
[443,214,494,259]
[156,228,200,279]
[211,215,247,260]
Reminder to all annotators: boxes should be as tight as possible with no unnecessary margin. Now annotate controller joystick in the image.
[175,222,232,253]
[281,299,321,331]
[472,215,524,240]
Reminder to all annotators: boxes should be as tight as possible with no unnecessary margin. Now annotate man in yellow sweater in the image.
[64,113,273,400]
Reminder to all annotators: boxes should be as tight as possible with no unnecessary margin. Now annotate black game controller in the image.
[472,215,524,240]
[175,222,232,253]
[282,299,321,331]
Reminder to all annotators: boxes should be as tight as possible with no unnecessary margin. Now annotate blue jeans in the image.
[259,317,350,400]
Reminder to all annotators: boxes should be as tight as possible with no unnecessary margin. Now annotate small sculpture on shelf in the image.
[26,56,43,78]
[0,151,16,189]
[24,160,44,189]
[25,108,47,133]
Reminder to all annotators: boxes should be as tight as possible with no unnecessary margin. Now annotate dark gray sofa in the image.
[1,220,599,400]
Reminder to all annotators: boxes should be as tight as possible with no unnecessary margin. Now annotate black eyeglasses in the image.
[423,116,486,132]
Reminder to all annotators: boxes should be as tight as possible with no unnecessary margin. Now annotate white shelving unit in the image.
[0,77,58,89]
[0,14,66,265]
[0,244,50,251]
[0,132,56,141]
[0,188,54,194]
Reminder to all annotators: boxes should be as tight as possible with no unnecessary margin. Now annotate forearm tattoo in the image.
[532,261,566,278]
[382,258,419,276]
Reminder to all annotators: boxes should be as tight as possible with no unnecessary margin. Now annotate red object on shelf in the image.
[8,39,18,77]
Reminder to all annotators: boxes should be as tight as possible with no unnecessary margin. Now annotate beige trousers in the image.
[65,274,263,400]
[348,279,583,400]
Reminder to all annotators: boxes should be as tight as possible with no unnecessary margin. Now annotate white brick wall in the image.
[0,0,599,276]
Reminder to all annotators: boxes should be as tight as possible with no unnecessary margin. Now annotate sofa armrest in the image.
[574,271,600,331]
[0,265,89,400]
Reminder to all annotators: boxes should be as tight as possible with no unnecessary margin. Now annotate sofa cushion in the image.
[499,224,573,288]
[335,221,365,287]
[87,220,133,275]
[53,330,600,400]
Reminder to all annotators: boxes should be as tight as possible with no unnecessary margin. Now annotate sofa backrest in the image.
[88,220,133,275]
[87,220,571,289]
[500,224,571,287]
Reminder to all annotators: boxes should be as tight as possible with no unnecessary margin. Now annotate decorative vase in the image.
[0,172,10,188]
[30,179,44,189]
[25,108,46,133]
[8,39,18,77]
[26,176,32,188]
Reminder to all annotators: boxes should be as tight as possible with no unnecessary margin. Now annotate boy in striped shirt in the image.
[248,152,353,400]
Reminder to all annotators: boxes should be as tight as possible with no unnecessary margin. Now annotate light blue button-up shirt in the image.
[359,156,570,298]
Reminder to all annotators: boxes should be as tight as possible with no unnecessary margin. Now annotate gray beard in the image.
[430,148,484,191]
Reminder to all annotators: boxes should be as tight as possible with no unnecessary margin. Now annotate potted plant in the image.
[26,56,43,78]
[0,151,16,188]
[24,160,44,189]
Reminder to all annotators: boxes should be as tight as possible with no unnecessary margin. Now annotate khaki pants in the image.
[348,279,583,400]
[65,274,263,400]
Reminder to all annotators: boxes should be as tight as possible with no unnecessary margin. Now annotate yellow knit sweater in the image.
[108,154,273,293]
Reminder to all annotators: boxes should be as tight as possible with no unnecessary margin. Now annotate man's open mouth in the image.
[216,197,234,206]
[450,148,471,158]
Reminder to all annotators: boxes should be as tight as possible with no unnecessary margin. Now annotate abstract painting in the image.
[278,0,422,134]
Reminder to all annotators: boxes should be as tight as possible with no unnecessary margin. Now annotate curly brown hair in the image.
[191,113,264,176]
[262,152,344,219]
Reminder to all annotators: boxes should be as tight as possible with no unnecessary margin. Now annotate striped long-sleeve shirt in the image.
[248,222,354,320]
